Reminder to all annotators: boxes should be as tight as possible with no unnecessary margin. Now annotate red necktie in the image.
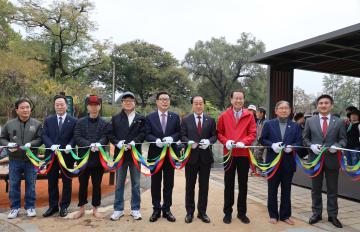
[322,116,328,136]
[197,116,202,135]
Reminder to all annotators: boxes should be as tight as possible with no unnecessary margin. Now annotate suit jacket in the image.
[181,114,217,165]
[42,114,77,162]
[303,115,347,170]
[260,118,303,172]
[108,111,146,161]
[145,111,181,160]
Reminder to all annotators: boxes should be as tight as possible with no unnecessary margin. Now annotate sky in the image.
[19,0,360,95]
[88,0,360,95]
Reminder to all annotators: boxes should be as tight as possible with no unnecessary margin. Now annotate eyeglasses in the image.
[122,99,135,103]
[158,98,170,102]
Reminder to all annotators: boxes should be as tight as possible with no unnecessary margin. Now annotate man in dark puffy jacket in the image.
[73,95,108,219]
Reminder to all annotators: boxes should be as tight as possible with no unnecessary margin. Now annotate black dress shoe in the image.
[197,213,210,223]
[42,207,59,217]
[223,214,231,224]
[59,208,68,217]
[309,214,322,224]
[163,211,176,222]
[328,217,343,228]
[185,214,193,223]
[149,211,161,222]
[237,214,250,224]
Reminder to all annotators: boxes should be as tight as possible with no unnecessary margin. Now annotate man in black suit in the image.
[42,95,77,217]
[145,91,181,222]
[181,95,217,223]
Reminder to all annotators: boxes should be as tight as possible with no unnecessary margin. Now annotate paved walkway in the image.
[0,169,359,232]
[210,169,360,232]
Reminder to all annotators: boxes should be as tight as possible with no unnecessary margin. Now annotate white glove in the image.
[225,140,235,150]
[187,140,198,149]
[50,144,60,151]
[162,137,174,145]
[7,142,17,148]
[310,144,321,155]
[235,142,245,148]
[199,139,210,149]
[95,142,101,147]
[284,145,292,153]
[90,143,97,152]
[156,138,164,148]
[125,141,135,151]
[271,142,283,153]
[128,141,135,147]
[24,143,31,148]
[116,140,126,149]
[65,144,72,154]
[329,145,338,153]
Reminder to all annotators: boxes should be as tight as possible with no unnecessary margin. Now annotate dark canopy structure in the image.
[250,23,360,118]
[250,23,360,201]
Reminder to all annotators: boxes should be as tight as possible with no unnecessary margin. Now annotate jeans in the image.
[9,160,37,209]
[346,148,359,166]
[114,159,141,211]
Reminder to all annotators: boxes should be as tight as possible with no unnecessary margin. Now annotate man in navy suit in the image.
[146,91,181,222]
[42,95,77,217]
[181,95,217,224]
[260,101,302,225]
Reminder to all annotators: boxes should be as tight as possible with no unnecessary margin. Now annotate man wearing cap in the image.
[345,109,360,166]
[0,98,42,219]
[254,107,267,174]
[42,95,77,218]
[247,104,257,122]
[217,90,257,224]
[108,92,146,221]
[73,95,109,219]
[145,91,181,222]
[181,95,217,224]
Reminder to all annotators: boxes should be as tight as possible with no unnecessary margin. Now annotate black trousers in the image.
[223,156,249,216]
[47,157,72,209]
[78,166,104,207]
[311,166,339,217]
[267,167,294,220]
[185,162,211,215]
[151,158,174,212]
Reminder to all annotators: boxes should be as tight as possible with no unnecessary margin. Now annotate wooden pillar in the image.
[267,66,294,119]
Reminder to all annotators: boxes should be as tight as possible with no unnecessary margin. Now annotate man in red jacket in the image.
[217,90,257,224]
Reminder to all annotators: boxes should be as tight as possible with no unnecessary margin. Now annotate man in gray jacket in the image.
[0,98,42,219]
[303,94,347,228]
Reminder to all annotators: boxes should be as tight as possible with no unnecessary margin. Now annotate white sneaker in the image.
[131,210,142,220]
[26,208,36,217]
[110,210,124,221]
[8,208,20,219]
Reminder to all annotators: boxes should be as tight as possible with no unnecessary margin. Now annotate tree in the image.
[183,33,266,110]
[0,0,17,49]
[293,86,314,114]
[15,0,105,79]
[92,40,193,109]
[322,74,360,115]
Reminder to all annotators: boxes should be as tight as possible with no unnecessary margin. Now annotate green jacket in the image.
[0,117,42,162]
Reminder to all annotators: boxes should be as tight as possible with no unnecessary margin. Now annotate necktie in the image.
[58,117,63,131]
[161,113,166,134]
[322,116,328,136]
[236,111,240,123]
[197,115,202,135]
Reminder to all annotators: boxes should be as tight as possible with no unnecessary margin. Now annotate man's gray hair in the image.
[275,100,291,109]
